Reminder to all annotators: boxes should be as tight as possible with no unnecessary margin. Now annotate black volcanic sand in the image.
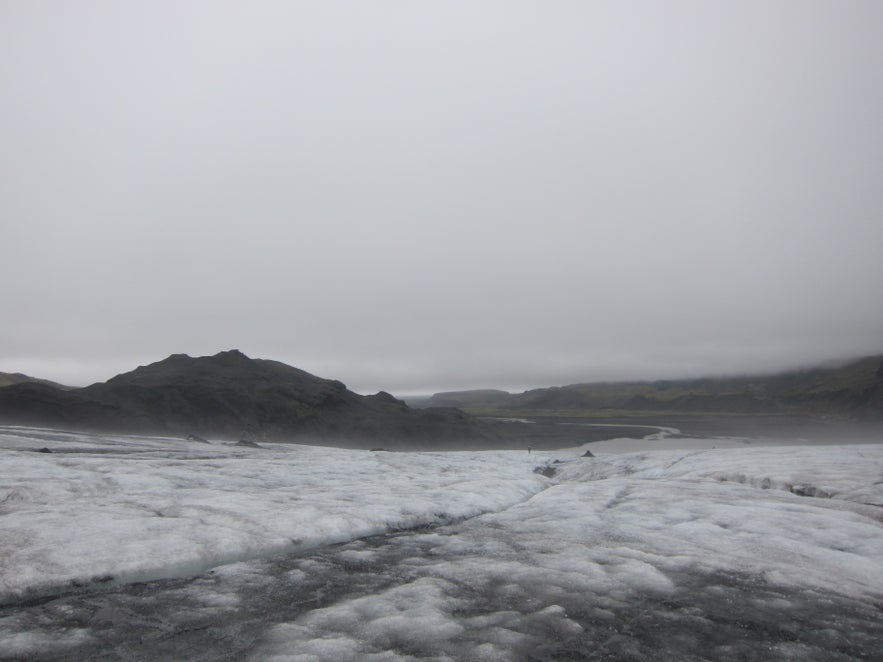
[483,414,883,451]
[480,418,656,450]
[572,414,883,443]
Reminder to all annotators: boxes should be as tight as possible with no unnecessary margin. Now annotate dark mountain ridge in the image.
[422,355,883,419]
[4,351,882,448]
[0,350,488,447]
[0,371,73,390]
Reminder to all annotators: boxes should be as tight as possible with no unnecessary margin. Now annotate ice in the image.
[0,427,548,603]
[0,628,94,660]
[2,425,882,660]
[252,441,883,660]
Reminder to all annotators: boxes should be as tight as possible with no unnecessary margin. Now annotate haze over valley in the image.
[3,1,883,394]
[3,2,883,660]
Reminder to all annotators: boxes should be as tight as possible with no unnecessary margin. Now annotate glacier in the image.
[1,425,881,660]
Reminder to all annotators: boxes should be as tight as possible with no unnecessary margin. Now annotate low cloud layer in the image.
[3,1,882,393]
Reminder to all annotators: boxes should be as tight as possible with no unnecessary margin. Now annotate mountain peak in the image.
[208,349,252,365]
[214,349,249,359]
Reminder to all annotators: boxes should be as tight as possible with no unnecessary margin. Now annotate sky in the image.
[3,1,883,395]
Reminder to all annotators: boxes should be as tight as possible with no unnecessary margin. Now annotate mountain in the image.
[420,389,511,410]
[421,355,883,419]
[0,371,72,390]
[5,351,882,446]
[0,350,489,447]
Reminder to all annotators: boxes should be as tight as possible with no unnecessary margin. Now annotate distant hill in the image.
[0,350,492,447]
[421,355,883,419]
[0,372,73,390]
[421,389,511,409]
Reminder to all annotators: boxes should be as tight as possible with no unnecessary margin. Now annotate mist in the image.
[3,1,882,393]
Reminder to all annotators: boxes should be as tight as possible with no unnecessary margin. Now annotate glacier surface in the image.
[1,425,881,660]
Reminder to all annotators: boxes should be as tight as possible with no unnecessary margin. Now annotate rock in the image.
[790,485,832,498]
[235,439,262,448]
[582,450,595,457]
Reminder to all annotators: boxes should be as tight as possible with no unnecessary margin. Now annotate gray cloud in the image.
[3,1,883,394]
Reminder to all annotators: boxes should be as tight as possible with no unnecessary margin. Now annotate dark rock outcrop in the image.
[234,439,262,449]
[533,465,557,478]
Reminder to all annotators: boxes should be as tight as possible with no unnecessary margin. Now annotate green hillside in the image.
[423,355,883,419]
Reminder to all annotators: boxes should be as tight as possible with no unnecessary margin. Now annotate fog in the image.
[3,1,883,393]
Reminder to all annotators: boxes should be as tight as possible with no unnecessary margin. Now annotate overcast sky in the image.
[3,1,883,395]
